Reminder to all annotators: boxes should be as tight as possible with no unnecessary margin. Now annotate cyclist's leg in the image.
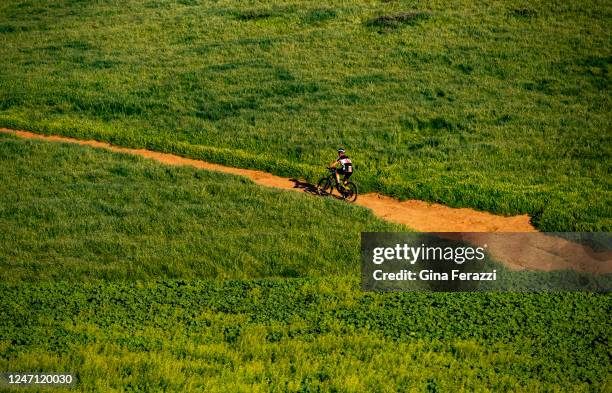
[337,169,345,188]
[343,172,352,186]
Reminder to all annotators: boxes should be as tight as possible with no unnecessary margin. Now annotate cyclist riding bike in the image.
[328,148,353,189]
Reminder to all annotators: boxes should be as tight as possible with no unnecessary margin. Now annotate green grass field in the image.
[1,135,610,392]
[0,0,610,231]
[1,1,611,391]
[0,133,401,282]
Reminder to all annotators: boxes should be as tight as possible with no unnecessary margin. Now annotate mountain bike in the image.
[317,168,358,203]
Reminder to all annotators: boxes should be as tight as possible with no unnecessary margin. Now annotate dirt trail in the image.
[1,129,535,232]
[2,128,610,274]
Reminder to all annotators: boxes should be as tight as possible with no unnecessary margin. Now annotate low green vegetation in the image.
[0,0,610,231]
[2,280,610,392]
[1,134,610,392]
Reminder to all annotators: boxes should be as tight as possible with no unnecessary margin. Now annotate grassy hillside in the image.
[0,135,610,392]
[0,133,401,282]
[0,0,610,231]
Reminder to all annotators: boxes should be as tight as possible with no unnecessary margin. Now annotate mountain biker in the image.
[328,148,353,189]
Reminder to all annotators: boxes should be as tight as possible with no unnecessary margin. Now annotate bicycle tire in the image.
[343,182,358,203]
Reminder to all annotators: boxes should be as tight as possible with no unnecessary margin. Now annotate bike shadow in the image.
[289,178,346,201]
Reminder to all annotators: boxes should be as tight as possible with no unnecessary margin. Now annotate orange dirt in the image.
[2,128,609,274]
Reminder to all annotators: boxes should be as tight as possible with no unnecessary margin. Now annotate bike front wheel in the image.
[317,177,333,196]
[342,182,358,203]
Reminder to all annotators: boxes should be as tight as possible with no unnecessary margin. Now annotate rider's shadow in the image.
[289,178,345,200]
[289,179,318,194]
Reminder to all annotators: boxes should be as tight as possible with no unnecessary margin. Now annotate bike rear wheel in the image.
[317,177,333,196]
[342,182,358,203]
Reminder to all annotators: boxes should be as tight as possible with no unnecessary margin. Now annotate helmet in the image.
[337,148,345,154]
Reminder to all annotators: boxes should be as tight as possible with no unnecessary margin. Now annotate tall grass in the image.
[0,0,609,231]
[0,134,401,282]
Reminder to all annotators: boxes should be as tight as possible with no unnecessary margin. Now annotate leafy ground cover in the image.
[0,135,610,392]
[0,0,610,231]
[1,280,610,392]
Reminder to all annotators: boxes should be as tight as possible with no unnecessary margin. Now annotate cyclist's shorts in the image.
[338,169,352,180]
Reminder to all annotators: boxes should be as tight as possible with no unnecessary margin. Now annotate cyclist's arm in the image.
[328,160,339,168]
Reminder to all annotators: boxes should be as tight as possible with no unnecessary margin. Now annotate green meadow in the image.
[0,133,400,282]
[1,134,610,392]
[0,0,610,231]
[1,0,611,391]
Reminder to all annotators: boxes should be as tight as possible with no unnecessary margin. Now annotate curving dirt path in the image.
[2,128,610,274]
[0,128,535,232]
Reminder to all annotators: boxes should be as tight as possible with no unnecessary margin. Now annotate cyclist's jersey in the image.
[337,156,353,173]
